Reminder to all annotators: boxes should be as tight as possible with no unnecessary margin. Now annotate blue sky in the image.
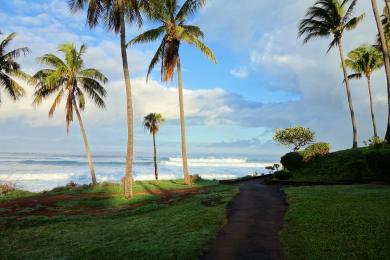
[0,0,388,159]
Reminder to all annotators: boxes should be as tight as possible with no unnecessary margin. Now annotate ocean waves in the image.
[0,153,275,191]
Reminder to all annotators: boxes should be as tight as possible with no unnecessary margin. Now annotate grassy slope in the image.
[281,185,390,260]
[0,181,238,259]
[0,179,216,201]
[289,146,390,182]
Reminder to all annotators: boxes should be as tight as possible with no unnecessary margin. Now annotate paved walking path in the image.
[200,179,287,260]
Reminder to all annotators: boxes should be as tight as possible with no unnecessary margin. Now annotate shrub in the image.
[274,170,293,180]
[302,142,330,162]
[364,148,390,180]
[191,174,202,183]
[281,152,304,171]
[0,183,16,195]
[364,137,388,149]
[345,159,370,180]
[274,126,315,151]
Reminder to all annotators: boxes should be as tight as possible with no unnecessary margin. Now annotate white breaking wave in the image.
[0,173,72,181]
[163,157,270,168]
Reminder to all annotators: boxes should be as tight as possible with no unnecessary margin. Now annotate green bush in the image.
[302,142,330,162]
[274,170,293,180]
[281,152,304,171]
[364,137,388,149]
[345,159,370,180]
[364,148,390,180]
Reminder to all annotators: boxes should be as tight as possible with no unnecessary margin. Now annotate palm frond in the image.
[37,54,67,69]
[176,0,206,22]
[344,13,365,31]
[146,39,165,81]
[79,68,108,83]
[127,26,165,46]
[48,88,64,117]
[4,47,31,60]
[182,32,216,63]
[0,72,25,102]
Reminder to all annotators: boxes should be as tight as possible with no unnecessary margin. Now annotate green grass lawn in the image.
[0,180,238,259]
[281,185,390,260]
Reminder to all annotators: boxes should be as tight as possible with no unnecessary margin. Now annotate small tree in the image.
[274,126,315,151]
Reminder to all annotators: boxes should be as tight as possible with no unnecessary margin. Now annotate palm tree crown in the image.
[32,43,108,131]
[69,0,143,32]
[0,33,30,104]
[298,0,364,52]
[345,44,383,79]
[128,0,217,81]
[143,113,165,134]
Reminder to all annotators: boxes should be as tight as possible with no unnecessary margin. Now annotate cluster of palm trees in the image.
[0,0,216,199]
[299,0,390,148]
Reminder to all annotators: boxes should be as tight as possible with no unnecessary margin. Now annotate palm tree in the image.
[371,0,390,142]
[345,44,383,137]
[128,0,217,185]
[0,33,30,104]
[298,0,364,148]
[69,0,145,198]
[143,113,165,180]
[31,43,108,186]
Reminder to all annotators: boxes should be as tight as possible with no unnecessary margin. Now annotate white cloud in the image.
[230,66,249,79]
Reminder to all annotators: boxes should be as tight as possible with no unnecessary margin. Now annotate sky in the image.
[0,0,388,160]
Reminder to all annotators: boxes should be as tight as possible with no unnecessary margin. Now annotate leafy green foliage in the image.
[364,136,388,149]
[289,146,390,182]
[143,113,165,134]
[281,152,305,171]
[281,185,390,259]
[274,126,315,151]
[32,42,108,131]
[274,170,293,180]
[345,44,383,80]
[298,0,364,53]
[301,142,330,162]
[0,32,30,104]
[128,0,216,82]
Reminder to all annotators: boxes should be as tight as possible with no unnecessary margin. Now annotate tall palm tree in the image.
[0,33,30,104]
[128,0,217,185]
[371,0,390,142]
[31,43,108,186]
[298,0,364,148]
[69,0,145,198]
[345,44,383,137]
[143,113,165,180]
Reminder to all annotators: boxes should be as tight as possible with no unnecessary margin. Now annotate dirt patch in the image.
[0,188,204,218]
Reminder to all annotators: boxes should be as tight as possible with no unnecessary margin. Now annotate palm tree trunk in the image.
[372,0,390,142]
[73,101,97,185]
[367,76,379,137]
[177,58,192,185]
[120,12,134,199]
[386,0,390,17]
[153,133,158,180]
[338,39,358,148]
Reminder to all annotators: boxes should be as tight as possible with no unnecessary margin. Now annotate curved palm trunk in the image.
[153,133,158,180]
[372,0,390,142]
[338,39,358,148]
[177,58,192,185]
[367,76,378,137]
[120,13,134,199]
[386,0,390,18]
[74,102,97,185]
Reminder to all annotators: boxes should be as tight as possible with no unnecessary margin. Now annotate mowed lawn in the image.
[0,180,238,259]
[281,185,390,260]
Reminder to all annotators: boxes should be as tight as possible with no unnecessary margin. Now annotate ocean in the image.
[0,153,276,192]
